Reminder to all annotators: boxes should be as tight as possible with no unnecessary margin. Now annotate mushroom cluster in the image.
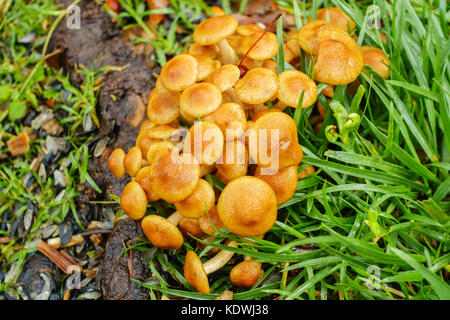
[107,7,390,295]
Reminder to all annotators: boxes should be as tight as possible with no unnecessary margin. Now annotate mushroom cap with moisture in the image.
[120,181,147,220]
[235,68,279,104]
[255,165,298,205]
[179,217,205,237]
[203,102,247,140]
[240,31,279,61]
[277,70,318,108]
[107,148,126,178]
[216,139,248,183]
[193,15,238,46]
[314,29,363,85]
[230,260,263,288]
[135,166,160,202]
[183,121,224,166]
[317,7,356,32]
[160,54,199,92]
[180,83,222,118]
[123,146,142,177]
[297,20,343,55]
[217,176,278,237]
[149,148,200,203]
[147,90,180,125]
[361,46,390,79]
[184,250,210,294]
[248,111,303,170]
[175,179,215,219]
[208,65,240,92]
[141,215,184,250]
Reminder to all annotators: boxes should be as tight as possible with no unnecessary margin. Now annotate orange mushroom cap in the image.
[277,70,318,108]
[120,181,148,220]
[317,7,356,32]
[141,215,184,250]
[203,102,247,140]
[216,139,248,183]
[255,165,298,205]
[208,65,240,92]
[240,31,279,61]
[184,250,210,294]
[147,90,180,125]
[361,46,390,79]
[149,148,200,203]
[180,82,222,118]
[314,29,364,85]
[107,148,126,178]
[193,15,238,46]
[230,260,263,288]
[135,166,161,202]
[235,68,279,104]
[217,176,278,237]
[175,179,215,219]
[123,146,142,177]
[160,54,199,92]
[183,121,224,166]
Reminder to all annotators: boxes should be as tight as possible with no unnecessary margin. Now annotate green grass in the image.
[1,0,449,300]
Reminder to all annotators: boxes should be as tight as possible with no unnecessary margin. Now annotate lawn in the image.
[0,0,449,300]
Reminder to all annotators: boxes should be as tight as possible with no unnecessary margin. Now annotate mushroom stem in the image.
[225,88,242,106]
[217,39,238,65]
[203,240,237,274]
[167,211,183,225]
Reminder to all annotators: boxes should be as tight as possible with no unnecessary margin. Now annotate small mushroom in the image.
[217,176,277,237]
[317,7,356,32]
[188,43,218,59]
[248,111,303,170]
[107,148,126,178]
[237,24,264,36]
[297,20,342,55]
[203,102,247,140]
[229,260,263,288]
[179,217,204,237]
[314,29,364,85]
[120,181,148,220]
[277,70,318,108]
[183,121,224,166]
[298,165,315,179]
[175,179,215,218]
[193,15,239,65]
[216,139,248,183]
[240,31,279,61]
[235,68,278,105]
[149,148,200,203]
[135,166,160,202]
[194,55,217,81]
[198,206,225,236]
[184,241,237,294]
[208,65,241,105]
[361,46,390,79]
[141,213,184,250]
[147,90,180,125]
[123,146,142,177]
[146,141,174,164]
[180,82,222,118]
[255,165,298,205]
[159,54,199,91]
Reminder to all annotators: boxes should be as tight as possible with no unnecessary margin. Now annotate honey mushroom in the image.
[141,213,184,250]
[208,64,241,106]
[107,148,126,178]
[254,165,299,205]
[180,82,222,119]
[298,165,316,179]
[188,43,218,59]
[193,15,239,65]
[123,146,142,177]
[159,54,198,92]
[149,148,200,203]
[183,120,224,166]
[120,181,148,220]
[135,166,160,202]
[217,176,278,237]
[146,90,180,125]
[174,179,215,219]
[276,70,318,109]
[184,241,237,294]
[313,29,364,85]
[230,259,264,288]
[235,67,279,106]
[198,206,225,236]
[203,102,247,140]
[248,111,303,170]
[297,20,343,55]
[361,46,390,79]
[194,55,217,81]
[239,31,279,66]
[215,139,248,184]
[179,217,205,238]
[316,7,356,32]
